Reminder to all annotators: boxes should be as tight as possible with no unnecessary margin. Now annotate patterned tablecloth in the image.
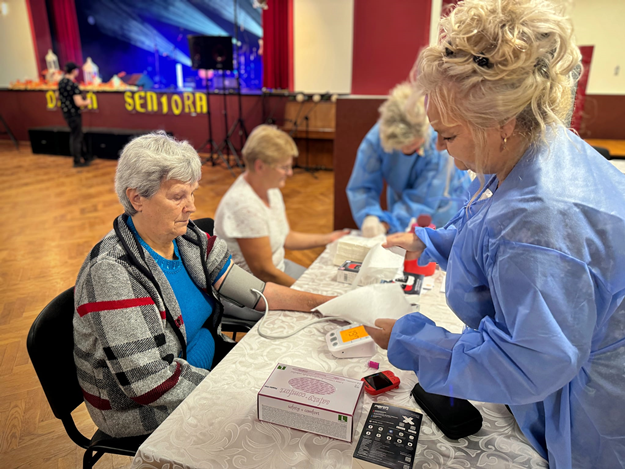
[131,244,547,469]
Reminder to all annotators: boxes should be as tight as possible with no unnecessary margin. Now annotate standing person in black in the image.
[58,62,92,167]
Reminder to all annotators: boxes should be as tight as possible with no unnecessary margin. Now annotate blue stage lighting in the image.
[84,0,192,66]
[131,0,229,37]
[198,0,263,37]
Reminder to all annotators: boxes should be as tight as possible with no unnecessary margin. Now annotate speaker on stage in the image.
[187,36,234,71]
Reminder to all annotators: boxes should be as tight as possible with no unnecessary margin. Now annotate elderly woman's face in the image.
[135,179,198,240]
[262,156,293,189]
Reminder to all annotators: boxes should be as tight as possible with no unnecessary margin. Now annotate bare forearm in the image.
[284,231,329,250]
[256,282,332,312]
[251,264,296,287]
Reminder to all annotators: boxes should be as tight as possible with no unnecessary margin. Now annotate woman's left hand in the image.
[364,319,396,350]
[326,229,351,244]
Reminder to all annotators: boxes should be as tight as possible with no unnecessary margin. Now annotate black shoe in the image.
[73,160,91,168]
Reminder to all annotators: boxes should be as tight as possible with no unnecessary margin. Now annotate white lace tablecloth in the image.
[131,246,547,469]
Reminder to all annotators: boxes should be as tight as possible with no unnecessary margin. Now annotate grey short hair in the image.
[115,131,202,215]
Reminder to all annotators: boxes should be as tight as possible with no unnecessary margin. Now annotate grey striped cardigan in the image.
[73,214,231,437]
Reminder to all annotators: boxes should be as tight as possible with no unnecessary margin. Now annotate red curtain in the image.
[26,0,54,75]
[570,46,594,133]
[262,0,293,91]
[49,0,83,71]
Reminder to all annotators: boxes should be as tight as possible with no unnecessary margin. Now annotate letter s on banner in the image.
[124,91,134,112]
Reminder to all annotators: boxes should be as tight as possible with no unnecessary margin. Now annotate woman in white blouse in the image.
[215,125,348,287]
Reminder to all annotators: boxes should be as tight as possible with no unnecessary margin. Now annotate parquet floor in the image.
[0,141,334,468]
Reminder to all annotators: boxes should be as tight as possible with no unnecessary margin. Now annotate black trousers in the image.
[64,114,86,164]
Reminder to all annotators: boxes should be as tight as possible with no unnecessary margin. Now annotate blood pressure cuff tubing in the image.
[217,263,266,309]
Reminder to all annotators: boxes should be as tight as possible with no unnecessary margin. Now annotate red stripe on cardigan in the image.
[206,233,217,255]
[82,389,112,410]
[130,362,182,406]
[77,297,155,317]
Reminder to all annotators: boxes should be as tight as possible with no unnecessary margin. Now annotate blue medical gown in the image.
[346,123,471,233]
[388,128,625,468]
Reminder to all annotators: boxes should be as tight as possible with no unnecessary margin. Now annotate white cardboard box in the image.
[258,363,365,442]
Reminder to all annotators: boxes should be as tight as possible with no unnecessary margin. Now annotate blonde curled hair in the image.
[414,0,581,170]
[378,82,430,153]
[242,124,298,170]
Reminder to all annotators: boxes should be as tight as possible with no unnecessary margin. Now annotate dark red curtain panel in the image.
[571,46,594,133]
[262,0,293,91]
[49,0,83,70]
[26,0,54,75]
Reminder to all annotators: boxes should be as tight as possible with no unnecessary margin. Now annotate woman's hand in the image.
[364,319,397,350]
[325,229,351,244]
[383,232,426,260]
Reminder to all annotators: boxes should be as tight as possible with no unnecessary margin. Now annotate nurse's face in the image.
[427,100,502,173]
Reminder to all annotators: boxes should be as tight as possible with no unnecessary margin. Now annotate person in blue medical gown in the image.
[364,1,625,468]
[346,83,470,237]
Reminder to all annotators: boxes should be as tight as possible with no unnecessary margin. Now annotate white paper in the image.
[312,283,414,328]
[333,234,386,265]
[352,242,405,287]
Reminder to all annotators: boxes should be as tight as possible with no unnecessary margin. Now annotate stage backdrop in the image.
[73,0,263,92]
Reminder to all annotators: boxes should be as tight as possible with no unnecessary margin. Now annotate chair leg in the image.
[83,448,104,469]
[83,448,94,469]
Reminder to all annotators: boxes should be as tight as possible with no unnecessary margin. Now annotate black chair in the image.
[193,217,257,341]
[27,287,149,469]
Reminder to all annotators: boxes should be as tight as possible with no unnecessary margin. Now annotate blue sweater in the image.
[127,218,230,369]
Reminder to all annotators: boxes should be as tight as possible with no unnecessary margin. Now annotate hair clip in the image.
[473,55,490,68]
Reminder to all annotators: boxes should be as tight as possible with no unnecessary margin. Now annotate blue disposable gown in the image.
[346,123,471,233]
[387,128,625,468]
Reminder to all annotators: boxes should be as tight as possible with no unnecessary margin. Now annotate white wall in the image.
[429,0,443,45]
[570,0,625,95]
[0,0,39,87]
[293,0,354,94]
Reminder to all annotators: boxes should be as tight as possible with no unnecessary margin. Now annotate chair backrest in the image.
[27,287,85,420]
[193,217,214,236]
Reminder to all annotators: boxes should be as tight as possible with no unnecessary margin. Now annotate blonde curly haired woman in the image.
[346,82,471,237]
[365,1,625,467]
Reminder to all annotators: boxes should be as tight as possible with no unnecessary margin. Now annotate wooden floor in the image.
[0,141,335,469]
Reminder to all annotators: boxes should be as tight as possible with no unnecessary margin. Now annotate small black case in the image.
[411,383,483,440]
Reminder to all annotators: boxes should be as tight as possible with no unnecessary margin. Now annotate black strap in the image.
[114,216,187,360]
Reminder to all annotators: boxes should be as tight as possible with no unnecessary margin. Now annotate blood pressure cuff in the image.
[217,263,266,309]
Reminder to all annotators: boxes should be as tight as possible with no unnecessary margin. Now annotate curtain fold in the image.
[49,0,83,70]
[262,0,293,91]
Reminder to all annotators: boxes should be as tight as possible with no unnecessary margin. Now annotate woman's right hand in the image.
[383,232,426,260]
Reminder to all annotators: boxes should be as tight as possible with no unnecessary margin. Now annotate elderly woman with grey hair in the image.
[347,82,471,237]
[73,132,331,439]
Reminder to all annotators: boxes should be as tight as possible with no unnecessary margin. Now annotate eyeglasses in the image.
[274,163,293,173]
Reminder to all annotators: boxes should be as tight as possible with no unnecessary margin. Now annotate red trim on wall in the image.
[25,0,54,76]
[571,46,594,133]
[351,0,432,95]
[287,0,294,92]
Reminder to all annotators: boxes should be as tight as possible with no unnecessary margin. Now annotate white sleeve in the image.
[219,190,270,239]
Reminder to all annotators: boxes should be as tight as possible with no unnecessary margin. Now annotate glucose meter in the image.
[326,324,377,358]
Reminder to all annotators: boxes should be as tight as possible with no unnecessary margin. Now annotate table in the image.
[131,245,547,469]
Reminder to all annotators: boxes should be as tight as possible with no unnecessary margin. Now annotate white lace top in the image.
[214,175,290,273]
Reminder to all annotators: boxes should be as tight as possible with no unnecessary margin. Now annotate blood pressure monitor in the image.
[326,324,377,358]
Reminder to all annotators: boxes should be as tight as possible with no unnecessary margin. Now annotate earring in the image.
[501,137,508,152]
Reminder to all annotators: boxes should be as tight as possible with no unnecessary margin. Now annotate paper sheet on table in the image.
[352,242,405,286]
[312,283,413,328]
